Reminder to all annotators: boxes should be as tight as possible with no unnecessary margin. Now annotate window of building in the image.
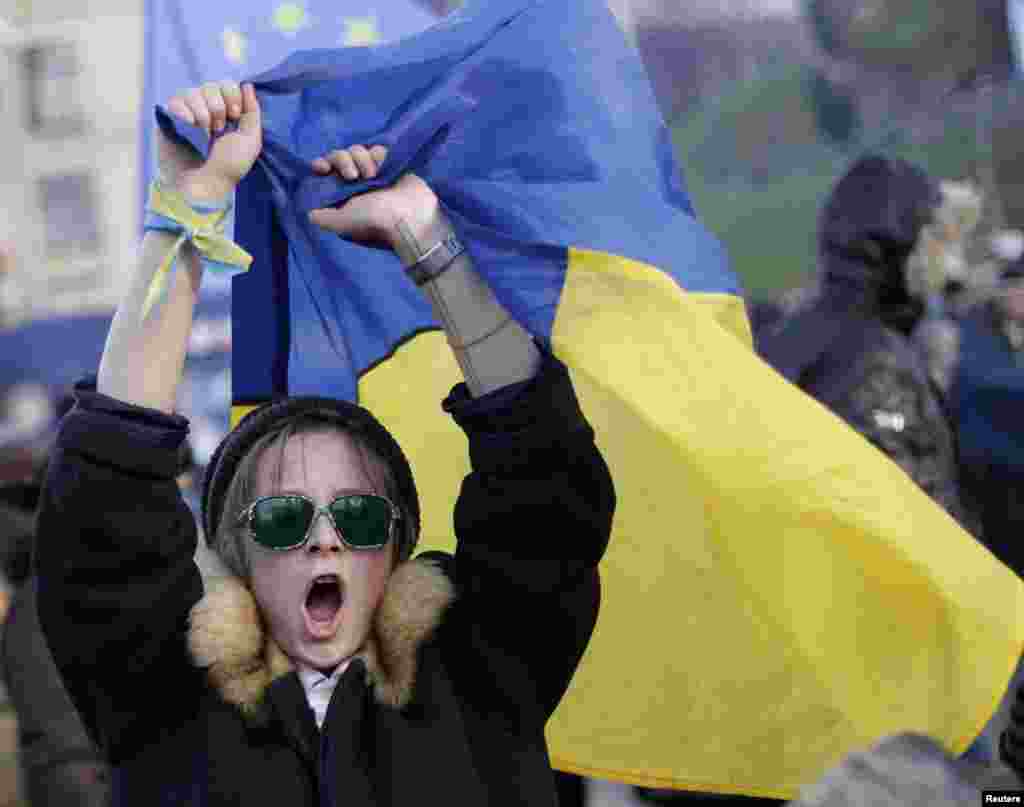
[37,173,101,257]
[22,41,85,137]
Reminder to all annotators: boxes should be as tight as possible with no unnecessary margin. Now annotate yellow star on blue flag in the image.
[271,2,309,36]
[341,17,380,46]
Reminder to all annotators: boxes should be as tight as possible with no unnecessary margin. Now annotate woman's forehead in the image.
[254,428,376,494]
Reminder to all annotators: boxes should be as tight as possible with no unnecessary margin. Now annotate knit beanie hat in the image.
[201,397,420,557]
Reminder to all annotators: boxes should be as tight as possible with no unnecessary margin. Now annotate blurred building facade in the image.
[0,0,143,327]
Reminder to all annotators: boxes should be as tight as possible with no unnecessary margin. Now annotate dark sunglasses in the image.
[236,492,401,551]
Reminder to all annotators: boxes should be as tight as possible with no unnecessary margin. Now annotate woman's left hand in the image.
[308,145,440,252]
[161,81,263,201]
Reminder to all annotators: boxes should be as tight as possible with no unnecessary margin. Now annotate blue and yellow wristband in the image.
[141,179,253,318]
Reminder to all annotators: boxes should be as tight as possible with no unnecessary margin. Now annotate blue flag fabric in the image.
[155,0,1024,799]
[140,0,442,248]
[155,0,736,402]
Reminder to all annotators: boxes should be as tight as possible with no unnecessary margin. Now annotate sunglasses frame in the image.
[236,490,402,552]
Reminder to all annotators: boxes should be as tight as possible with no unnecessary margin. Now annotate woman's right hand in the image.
[161,81,263,202]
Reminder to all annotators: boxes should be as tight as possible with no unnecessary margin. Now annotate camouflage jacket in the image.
[844,339,977,532]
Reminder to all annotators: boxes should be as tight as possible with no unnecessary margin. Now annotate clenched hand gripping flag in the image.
[156,0,1024,798]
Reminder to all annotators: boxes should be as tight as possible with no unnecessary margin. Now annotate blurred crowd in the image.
[1,151,1023,807]
[753,155,1024,579]
[623,153,1024,807]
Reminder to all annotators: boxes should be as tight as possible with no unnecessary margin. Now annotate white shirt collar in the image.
[297,659,352,728]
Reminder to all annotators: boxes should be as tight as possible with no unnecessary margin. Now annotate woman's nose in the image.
[306,509,343,553]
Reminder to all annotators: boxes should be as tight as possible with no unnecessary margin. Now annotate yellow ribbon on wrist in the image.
[141,180,253,318]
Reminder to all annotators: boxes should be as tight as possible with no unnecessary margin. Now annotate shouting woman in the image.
[34,80,614,806]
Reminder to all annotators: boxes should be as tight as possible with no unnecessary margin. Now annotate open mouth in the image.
[304,574,344,638]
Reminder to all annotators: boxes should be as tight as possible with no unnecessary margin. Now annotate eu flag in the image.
[156,0,1024,798]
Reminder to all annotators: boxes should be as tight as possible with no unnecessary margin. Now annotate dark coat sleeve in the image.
[33,384,205,763]
[440,348,615,721]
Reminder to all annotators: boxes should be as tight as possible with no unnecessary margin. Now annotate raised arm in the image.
[310,150,614,721]
[35,82,263,759]
[100,81,262,410]
[308,153,540,396]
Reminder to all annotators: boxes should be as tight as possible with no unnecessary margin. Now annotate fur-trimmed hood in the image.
[188,557,456,723]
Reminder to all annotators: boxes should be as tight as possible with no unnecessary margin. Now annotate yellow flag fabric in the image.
[289,248,1024,800]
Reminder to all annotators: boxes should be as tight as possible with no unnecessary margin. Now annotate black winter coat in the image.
[758,155,979,535]
[34,353,615,807]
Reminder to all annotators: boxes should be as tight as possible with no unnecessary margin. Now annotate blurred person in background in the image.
[758,155,982,538]
[998,664,1024,781]
[789,732,1020,807]
[905,179,988,395]
[909,207,1022,411]
[0,494,34,593]
[1,584,111,807]
[0,477,110,807]
[909,217,1024,785]
[0,436,198,807]
[952,256,1024,577]
[758,157,1024,766]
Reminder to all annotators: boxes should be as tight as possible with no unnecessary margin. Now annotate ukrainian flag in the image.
[157,0,1024,798]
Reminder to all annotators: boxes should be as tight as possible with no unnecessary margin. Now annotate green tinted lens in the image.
[328,495,392,549]
[250,496,316,549]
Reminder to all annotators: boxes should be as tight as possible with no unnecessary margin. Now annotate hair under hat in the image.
[201,397,421,556]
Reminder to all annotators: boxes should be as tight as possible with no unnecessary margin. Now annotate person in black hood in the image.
[758,154,979,536]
